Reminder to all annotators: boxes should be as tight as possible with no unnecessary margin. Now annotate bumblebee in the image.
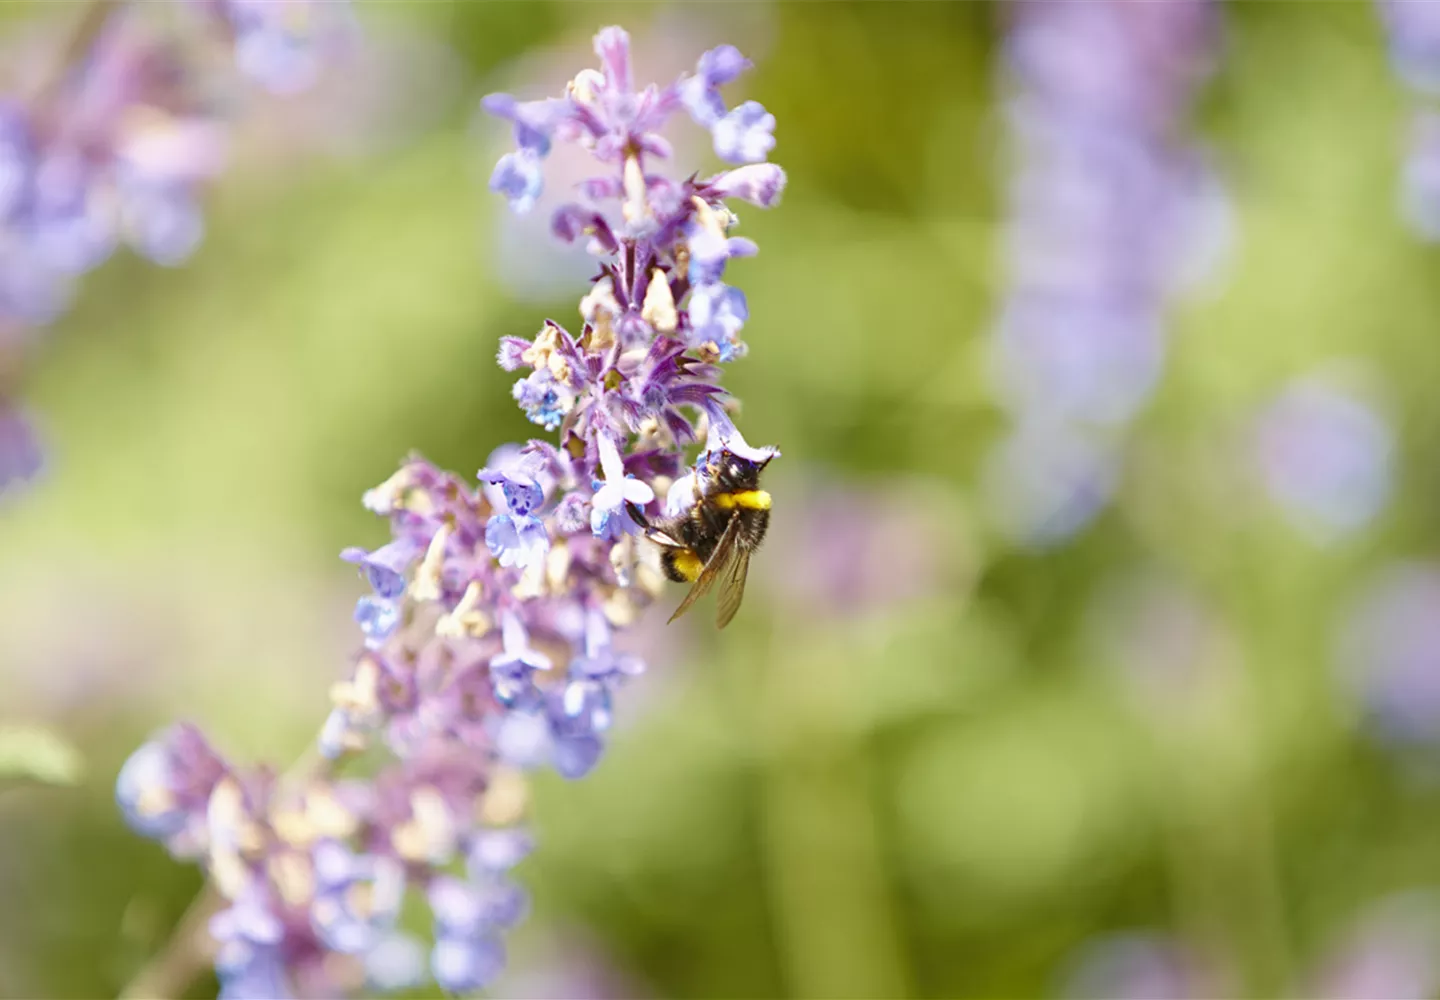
[627,448,772,629]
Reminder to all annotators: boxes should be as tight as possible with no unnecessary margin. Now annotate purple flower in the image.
[481,469,550,570]
[687,282,749,357]
[115,723,229,852]
[990,294,1165,428]
[591,431,655,539]
[0,403,43,493]
[711,101,777,164]
[489,612,552,708]
[212,891,293,1000]
[431,931,507,995]
[1401,110,1440,241]
[686,211,759,287]
[204,0,355,95]
[1337,563,1440,748]
[0,3,341,498]
[512,368,575,431]
[363,934,428,993]
[699,404,780,467]
[0,104,31,220]
[353,595,401,648]
[468,827,535,875]
[984,0,1225,545]
[1378,0,1440,96]
[553,679,613,739]
[1307,893,1440,1000]
[981,419,1120,549]
[428,875,522,993]
[310,840,405,953]
[480,94,574,158]
[1061,932,1219,1000]
[1254,374,1395,542]
[547,723,605,780]
[679,44,751,127]
[340,539,417,599]
[121,25,786,997]
[490,151,545,215]
[571,608,644,683]
[702,163,787,208]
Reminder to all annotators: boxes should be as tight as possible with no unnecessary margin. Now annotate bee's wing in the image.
[667,514,741,624]
[714,548,751,630]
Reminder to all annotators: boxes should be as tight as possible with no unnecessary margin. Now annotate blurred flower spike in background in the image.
[116,24,784,999]
[1338,562,1440,752]
[982,0,1229,547]
[0,0,355,496]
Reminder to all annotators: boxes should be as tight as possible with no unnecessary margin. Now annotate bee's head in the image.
[708,449,765,491]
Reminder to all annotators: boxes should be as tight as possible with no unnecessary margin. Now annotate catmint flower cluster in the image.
[0,0,352,494]
[117,26,783,999]
[1374,0,1440,239]
[981,0,1227,547]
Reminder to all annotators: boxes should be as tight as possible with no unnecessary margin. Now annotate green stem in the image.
[756,624,909,999]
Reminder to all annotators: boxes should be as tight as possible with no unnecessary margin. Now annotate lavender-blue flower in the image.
[118,24,785,998]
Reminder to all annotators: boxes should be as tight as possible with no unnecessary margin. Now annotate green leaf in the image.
[0,726,84,786]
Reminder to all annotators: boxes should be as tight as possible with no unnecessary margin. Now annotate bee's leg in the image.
[626,501,651,530]
[627,502,687,551]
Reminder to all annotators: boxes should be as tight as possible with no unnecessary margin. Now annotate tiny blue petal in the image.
[712,101,776,164]
[468,828,535,874]
[365,933,428,993]
[490,151,543,214]
[354,596,400,647]
[552,732,604,780]
[432,934,507,994]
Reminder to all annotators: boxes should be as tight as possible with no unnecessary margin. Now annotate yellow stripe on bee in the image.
[674,550,705,581]
[713,490,772,511]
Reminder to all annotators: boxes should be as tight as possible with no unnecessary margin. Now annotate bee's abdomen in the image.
[661,547,704,582]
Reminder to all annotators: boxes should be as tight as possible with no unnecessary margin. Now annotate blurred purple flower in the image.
[0,402,43,493]
[1337,563,1440,748]
[1401,110,1440,240]
[497,928,653,1000]
[757,472,953,619]
[982,419,1120,548]
[1060,932,1220,1000]
[1254,374,1394,543]
[984,0,1228,545]
[1307,893,1440,1000]
[0,2,345,495]
[1087,570,1233,715]
[115,722,228,852]
[1378,0,1440,98]
[1375,1,1440,236]
[196,0,357,96]
[711,100,776,164]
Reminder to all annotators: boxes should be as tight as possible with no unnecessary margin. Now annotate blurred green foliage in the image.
[4,2,1440,998]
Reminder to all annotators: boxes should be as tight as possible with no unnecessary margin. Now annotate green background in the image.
[2,2,1438,997]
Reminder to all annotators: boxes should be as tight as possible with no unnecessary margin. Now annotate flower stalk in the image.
[117,25,785,999]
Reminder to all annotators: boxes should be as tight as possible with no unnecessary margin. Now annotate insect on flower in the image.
[629,441,773,629]
[117,23,788,998]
